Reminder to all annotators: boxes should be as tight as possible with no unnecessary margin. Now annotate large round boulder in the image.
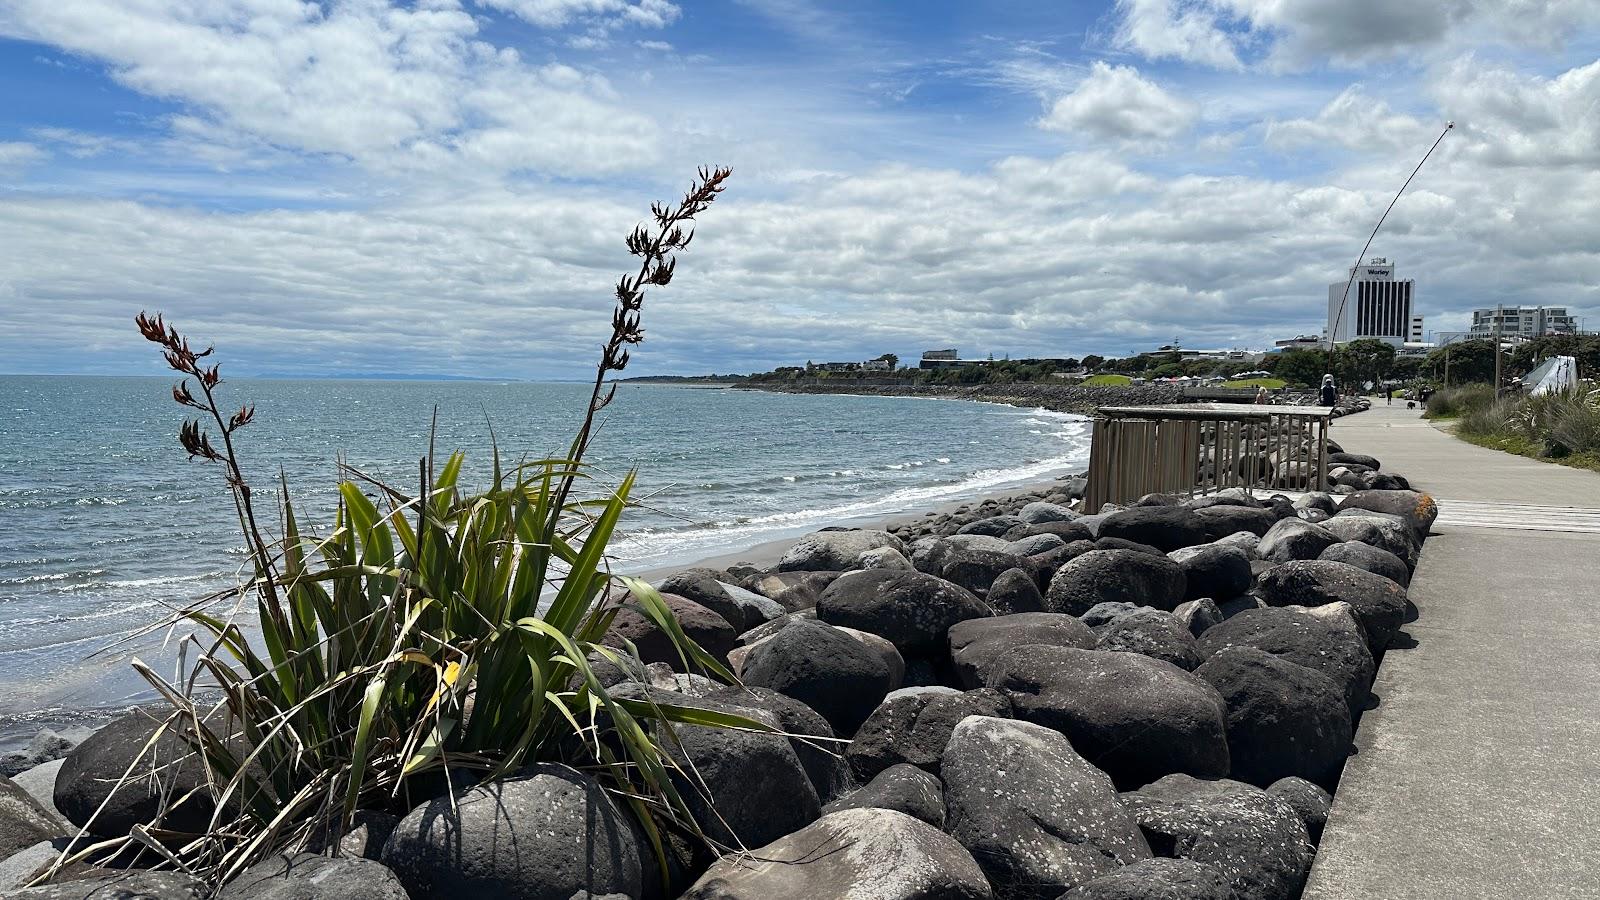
[1020,501,1081,524]
[741,619,892,736]
[1095,609,1204,671]
[942,716,1152,898]
[778,529,906,572]
[1253,560,1408,653]
[603,591,738,666]
[821,763,946,829]
[1195,648,1352,787]
[683,808,992,900]
[1098,507,1208,553]
[939,549,1025,598]
[657,569,783,632]
[700,684,854,804]
[1120,774,1312,900]
[1256,518,1339,563]
[2,774,67,860]
[817,570,992,656]
[947,612,1097,689]
[53,708,220,839]
[1057,858,1234,899]
[985,567,1047,615]
[1170,544,1253,602]
[739,570,838,612]
[1339,489,1438,538]
[1045,550,1186,615]
[985,646,1230,790]
[1268,776,1333,844]
[846,688,1011,780]
[1319,540,1411,587]
[1192,505,1279,540]
[6,872,204,899]
[381,764,642,900]
[1196,606,1374,718]
[219,854,408,900]
[1321,515,1418,571]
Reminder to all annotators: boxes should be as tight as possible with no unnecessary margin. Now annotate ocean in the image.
[0,376,1090,747]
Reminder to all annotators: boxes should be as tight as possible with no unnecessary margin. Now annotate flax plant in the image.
[46,167,759,889]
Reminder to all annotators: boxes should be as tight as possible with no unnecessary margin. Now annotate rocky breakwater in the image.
[0,438,1437,900]
[745,381,1192,415]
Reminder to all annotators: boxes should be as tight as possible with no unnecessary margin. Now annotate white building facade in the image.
[1326,258,1419,347]
[1468,306,1578,339]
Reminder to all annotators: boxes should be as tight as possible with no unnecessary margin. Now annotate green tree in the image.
[1424,340,1498,385]
[1340,338,1398,389]
[1274,349,1328,388]
[1081,354,1105,371]
[881,352,899,370]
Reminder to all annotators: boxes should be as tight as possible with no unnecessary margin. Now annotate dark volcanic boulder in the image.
[1003,533,1066,557]
[939,549,1025,597]
[1268,776,1333,844]
[683,808,991,900]
[847,688,1011,780]
[1045,550,1186,615]
[657,569,783,631]
[1256,518,1339,563]
[985,646,1229,790]
[1095,609,1203,671]
[54,708,220,838]
[1321,514,1418,571]
[1196,606,1374,717]
[739,570,838,612]
[381,764,642,900]
[1173,598,1223,638]
[985,567,1047,615]
[1093,537,1166,556]
[6,872,204,899]
[948,612,1097,689]
[1329,452,1380,470]
[741,619,892,736]
[822,763,946,828]
[1099,506,1208,552]
[1192,504,1278,540]
[1019,520,1095,543]
[1021,500,1081,524]
[1057,858,1233,899]
[603,591,737,666]
[942,716,1151,898]
[958,514,1024,537]
[2,774,67,859]
[779,529,905,572]
[219,853,408,900]
[1253,560,1408,653]
[1195,648,1352,788]
[817,570,992,656]
[1319,540,1411,587]
[1339,489,1438,538]
[1080,601,1139,629]
[1171,544,1252,602]
[613,686,821,850]
[1121,774,1312,900]
[701,685,853,803]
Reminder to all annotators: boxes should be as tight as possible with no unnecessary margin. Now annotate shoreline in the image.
[732,380,1192,416]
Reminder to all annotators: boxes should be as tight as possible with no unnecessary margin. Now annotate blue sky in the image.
[2,0,1598,377]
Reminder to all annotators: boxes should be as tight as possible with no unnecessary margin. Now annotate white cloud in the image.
[1111,0,1600,70]
[1264,85,1434,153]
[474,0,679,30]
[0,141,47,169]
[1040,62,1198,142]
[1112,0,1244,70]
[0,0,662,178]
[1431,56,1600,168]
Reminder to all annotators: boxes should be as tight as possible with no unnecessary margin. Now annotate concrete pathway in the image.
[1303,403,1600,899]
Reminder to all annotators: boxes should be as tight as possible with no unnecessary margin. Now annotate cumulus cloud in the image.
[1264,85,1435,153]
[475,0,679,29]
[1111,0,1600,69]
[0,141,46,170]
[1040,62,1198,142]
[0,0,661,177]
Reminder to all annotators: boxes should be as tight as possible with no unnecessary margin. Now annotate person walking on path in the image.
[1386,385,1394,405]
[1320,374,1338,407]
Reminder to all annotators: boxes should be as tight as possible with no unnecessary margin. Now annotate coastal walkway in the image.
[1303,403,1600,898]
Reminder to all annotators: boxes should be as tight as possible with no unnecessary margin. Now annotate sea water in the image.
[0,376,1090,745]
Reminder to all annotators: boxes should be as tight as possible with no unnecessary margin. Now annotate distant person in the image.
[1254,385,1269,404]
[1319,374,1337,407]
[1386,385,1394,405]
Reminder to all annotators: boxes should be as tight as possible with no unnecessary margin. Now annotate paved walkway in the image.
[1304,403,1600,899]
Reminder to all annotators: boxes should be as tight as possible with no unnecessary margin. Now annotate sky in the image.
[1,0,1598,378]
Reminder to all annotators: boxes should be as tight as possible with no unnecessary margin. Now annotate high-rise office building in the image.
[1325,258,1418,347]
[1468,306,1577,339]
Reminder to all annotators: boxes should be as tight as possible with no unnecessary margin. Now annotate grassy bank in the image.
[1427,383,1600,474]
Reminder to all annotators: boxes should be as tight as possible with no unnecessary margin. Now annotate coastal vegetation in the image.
[1426,382,1600,473]
[43,168,752,889]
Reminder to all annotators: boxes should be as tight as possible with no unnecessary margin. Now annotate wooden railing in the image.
[1083,403,1333,511]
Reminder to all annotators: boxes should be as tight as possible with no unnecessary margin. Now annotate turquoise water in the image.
[0,376,1090,743]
